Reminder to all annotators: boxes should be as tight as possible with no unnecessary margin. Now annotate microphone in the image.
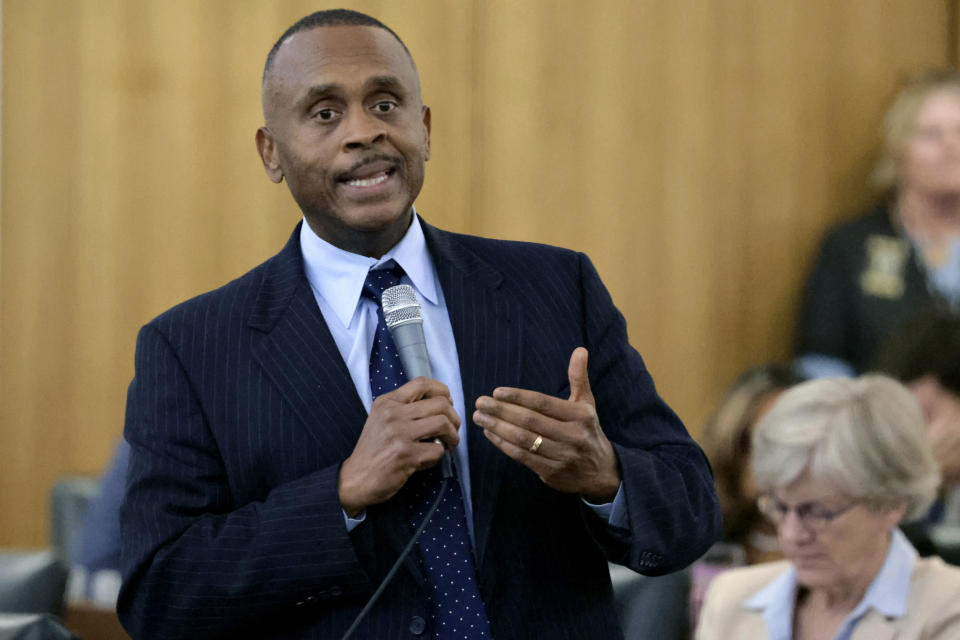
[382,284,431,379]
[381,284,452,478]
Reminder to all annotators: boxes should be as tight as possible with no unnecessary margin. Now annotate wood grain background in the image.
[1,0,954,546]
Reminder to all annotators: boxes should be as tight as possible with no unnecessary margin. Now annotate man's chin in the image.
[344,204,413,233]
[304,204,413,256]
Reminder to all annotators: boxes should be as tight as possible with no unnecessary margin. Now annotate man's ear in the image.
[422,105,431,162]
[255,126,284,183]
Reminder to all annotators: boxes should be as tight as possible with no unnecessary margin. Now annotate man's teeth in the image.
[346,172,389,187]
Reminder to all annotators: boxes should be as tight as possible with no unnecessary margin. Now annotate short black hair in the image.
[262,9,410,84]
[873,308,960,395]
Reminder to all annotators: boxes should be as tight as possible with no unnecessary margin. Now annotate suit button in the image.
[409,616,426,635]
[306,596,317,604]
[330,585,342,597]
[295,601,305,607]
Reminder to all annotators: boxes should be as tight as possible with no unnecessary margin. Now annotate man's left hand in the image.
[473,347,621,502]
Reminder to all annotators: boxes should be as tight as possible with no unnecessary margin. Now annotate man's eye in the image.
[314,109,338,122]
[373,101,397,113]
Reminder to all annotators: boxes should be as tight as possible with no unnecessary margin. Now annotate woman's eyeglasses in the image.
[757,494,857,532]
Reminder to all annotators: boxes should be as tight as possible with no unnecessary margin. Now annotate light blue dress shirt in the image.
[744,528,917,640]
[299,213,626,549]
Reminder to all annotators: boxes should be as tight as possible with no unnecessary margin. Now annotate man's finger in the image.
[567,347,594,405]
[473,408,558,457]
[382,377,452,403]
[488,387,584,422]
[477,394,573,438]
[482,427,558,475]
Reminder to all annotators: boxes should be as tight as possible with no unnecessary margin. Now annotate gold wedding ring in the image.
[529,434,543,454]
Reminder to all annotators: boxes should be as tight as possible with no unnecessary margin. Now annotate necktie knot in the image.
[365,262,409,399]
[362,263,406,305]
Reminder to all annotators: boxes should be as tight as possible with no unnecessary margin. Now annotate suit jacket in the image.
[118,219,721,640]
[696,557,960,640]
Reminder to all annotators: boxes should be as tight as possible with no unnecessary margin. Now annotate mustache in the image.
[335,154,402,181]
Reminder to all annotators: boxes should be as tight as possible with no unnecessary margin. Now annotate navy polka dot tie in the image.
[363,264,493,639]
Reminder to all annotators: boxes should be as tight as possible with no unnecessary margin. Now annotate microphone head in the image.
[382,284,423,329]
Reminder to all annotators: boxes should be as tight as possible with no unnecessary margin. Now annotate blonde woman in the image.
[797,70,960,379]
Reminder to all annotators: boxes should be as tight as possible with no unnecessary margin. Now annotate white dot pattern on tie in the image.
[407,469,490,638]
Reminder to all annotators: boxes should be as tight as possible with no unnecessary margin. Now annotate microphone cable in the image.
[340,453,454,640]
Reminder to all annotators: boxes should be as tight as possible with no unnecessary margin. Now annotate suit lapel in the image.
[249,224,368,455]
[248,224,425,581]
[849,611,899,640]
[422,220,523,569]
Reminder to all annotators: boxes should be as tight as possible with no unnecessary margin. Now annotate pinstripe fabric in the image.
[118,218,721,640]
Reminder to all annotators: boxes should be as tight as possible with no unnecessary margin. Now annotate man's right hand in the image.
[338,378,460,517]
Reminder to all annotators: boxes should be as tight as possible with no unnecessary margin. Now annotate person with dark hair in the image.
[796,69,960,380]
[875,309,960,525]
[689,364,802,627]
[117,9,720,639]
[700,364,803,562]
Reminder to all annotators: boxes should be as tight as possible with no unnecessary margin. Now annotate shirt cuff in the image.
[343,509,366,532]
[794,353,855,379]
[582,483,627,528]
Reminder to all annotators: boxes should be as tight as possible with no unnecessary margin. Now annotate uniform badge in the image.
[859,235,906,299]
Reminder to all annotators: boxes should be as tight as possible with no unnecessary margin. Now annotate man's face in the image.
[257,25,431,257]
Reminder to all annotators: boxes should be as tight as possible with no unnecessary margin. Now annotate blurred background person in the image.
[874,309,960,529]
[69,440,128,607]
[796,70,960,380]
[699,364,803,565]
[696,376,960,640]
[689,364,803,628]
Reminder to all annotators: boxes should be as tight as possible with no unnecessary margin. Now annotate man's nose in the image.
[342,108,386,150]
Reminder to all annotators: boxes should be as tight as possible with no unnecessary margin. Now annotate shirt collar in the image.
[743,529,917,638]
[849,528,916,619]
[744,564,796,640]
[299,210,439,329]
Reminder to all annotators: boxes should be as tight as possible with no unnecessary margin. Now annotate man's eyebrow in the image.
[365,75,405,95]
[299,84,342,105]
[296,76,406,107]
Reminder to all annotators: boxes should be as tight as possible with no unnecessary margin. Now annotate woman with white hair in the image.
[696,376,960,639]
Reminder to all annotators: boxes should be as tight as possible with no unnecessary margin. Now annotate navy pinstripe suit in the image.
[118,218,721,639]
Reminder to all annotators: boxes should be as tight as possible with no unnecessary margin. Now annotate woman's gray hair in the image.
[752,375,940,522]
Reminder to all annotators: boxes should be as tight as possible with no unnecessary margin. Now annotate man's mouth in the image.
[344,169,394,188]
[338,158,399,190]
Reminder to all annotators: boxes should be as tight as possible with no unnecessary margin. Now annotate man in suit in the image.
[118,9,721,640]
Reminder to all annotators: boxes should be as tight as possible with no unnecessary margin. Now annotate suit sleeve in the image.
[118,323,371,639]
[576,252,722,574]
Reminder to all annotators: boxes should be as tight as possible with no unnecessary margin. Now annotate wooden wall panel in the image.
[0,0,950,546]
